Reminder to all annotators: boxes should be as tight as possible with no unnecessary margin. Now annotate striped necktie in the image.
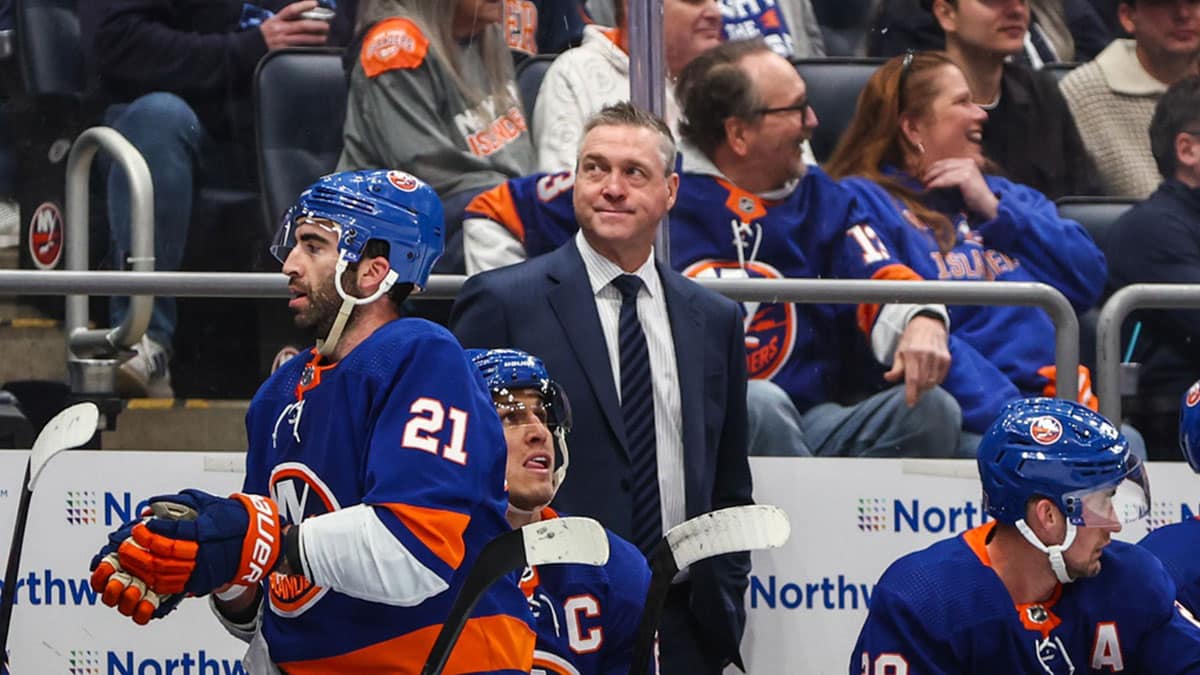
[612,274,662,554]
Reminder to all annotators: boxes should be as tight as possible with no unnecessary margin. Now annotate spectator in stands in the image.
[504,0,589,62]
[81,0,336,397]
[463,40,964,458]
[1060,0,1200,198]
[1105,75,1200,456]
[586,0,826,58]
[532,0,723,172]
[929,0,1098,198]
[870,0,1113,65]
[826,51,1109,447]
[339,0,534,274]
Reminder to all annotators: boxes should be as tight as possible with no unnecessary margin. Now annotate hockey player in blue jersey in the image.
[462,39,963,458]
[1139,379,1200,616]
[469,347,652,675]
[88,170,535,673]
[852,397,1200,674]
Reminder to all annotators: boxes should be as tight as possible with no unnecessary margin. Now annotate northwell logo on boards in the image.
[71,650,246,675]
[856,497,990,534]
[65,491,154,527]
[1148,501,1200,532]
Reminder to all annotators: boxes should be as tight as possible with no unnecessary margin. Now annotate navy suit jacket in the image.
[450,238,753,666]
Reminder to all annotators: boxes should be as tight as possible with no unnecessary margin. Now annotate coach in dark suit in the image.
[450,102,753,674]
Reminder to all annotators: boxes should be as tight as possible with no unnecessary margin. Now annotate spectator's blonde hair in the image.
[357,0,517,109]
[826,51,959,253]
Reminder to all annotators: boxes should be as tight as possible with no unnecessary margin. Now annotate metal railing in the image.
[0,272,1080,401]
[1096,284,1200,423]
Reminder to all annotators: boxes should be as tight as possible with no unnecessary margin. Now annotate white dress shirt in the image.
[575,230,685,535]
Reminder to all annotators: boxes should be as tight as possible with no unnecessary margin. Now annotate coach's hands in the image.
[886,315,951,406]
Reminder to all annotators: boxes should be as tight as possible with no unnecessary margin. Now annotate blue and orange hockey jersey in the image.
[520,508,651,675]
[464,161,878,414]
[1141,517,1200,618]
[837,171,1107,431]
[852,522,1200,674]
[242,319,534,673]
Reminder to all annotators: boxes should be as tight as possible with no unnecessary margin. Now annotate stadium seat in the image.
[1042,61,1078,83]
[516,53,556,126]
[16,0,83,98]
[793,58,882,162]
[254,47,348,231]
[1055,195,1136,253]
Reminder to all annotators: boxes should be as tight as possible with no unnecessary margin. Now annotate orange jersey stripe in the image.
[856,263,925,335]
[382,503,471,569]
[281,613,536,674]
[466,181,525,242]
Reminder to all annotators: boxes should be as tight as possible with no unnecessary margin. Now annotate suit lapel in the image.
[660,264,707,515]
[547,241,628,458]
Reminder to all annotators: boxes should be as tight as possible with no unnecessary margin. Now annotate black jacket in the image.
[1106,179,1200,397]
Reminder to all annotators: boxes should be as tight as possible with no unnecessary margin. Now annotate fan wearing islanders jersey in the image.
[468,348,652,675]
[852,397,1200,674]
[825,52,1107,435]
[89,171,534,674]
[1139,380,1200,617]
[463,39,964,458]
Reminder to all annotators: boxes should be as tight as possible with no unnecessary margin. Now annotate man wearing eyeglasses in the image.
[1105,75,1200,456]
[461,38,965,459]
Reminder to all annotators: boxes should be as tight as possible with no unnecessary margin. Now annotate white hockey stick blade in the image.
[901,459,980,480]
[666,505,790,570]
[28,402,99,491]
[523,516,610,567]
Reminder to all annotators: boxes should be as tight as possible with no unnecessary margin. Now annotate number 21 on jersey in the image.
[401,397,469,464]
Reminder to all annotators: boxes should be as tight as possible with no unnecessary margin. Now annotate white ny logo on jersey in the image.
[1035,635,1075,675]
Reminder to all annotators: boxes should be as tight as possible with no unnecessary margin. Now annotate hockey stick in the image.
[420,516,610,675]
[0,402,99,658]
[629,504,791,675]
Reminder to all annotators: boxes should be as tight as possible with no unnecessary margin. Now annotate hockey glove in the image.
[115,489,282,596]
[90,514,186,625]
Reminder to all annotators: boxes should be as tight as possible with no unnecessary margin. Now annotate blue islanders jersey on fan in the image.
[837,173,1107,431]
[243,319,534,673]
[852,522,1200,674]
[465,164,873,413]
[519,508,651,675]
[1141,517,1200,618]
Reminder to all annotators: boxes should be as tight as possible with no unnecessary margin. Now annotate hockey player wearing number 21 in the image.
[468,348,652,675]
[87,170,536,674]
[851,397,1200,675]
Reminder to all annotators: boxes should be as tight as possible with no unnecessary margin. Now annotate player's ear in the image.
[357,254,392,293]
[1026,497,1059,529]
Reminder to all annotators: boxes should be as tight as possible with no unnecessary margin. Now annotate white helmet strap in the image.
[1016,518,1078,584]
[316,252,399,357]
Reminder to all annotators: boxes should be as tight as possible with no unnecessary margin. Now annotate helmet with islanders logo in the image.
[977,397,1149,583]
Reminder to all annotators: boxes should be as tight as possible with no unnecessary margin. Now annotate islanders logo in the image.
[682,259,795,380]
[1029,416,1063,445]
[387,170,419,192]
[267,462,342,617]
[1187,381,1200,408]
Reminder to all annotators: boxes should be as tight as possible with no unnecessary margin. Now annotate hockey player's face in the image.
[574,124,678,261]
[499,389,556,511]
[1063,524,1116,579]
[910,65,987,167]
[936,0,1029,57]
[741,50,817,189]
[281,219,344,334]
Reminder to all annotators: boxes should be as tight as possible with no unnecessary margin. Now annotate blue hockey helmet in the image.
[468,348,573,491]
[978,397,1149,529]
[1180,380,1200,472]
[271,169,444,291]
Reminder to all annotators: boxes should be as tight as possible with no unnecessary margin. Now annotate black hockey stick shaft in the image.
[629,542,680,675]
[420,529,524,675]
[0,462,33,657]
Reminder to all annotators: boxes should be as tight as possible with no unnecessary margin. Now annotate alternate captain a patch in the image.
[360,17,430,77]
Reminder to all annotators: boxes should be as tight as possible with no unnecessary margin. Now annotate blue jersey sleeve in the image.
[974,177,1106,312]
[1133,553,1200,673]
[464,171,579,259]
[598,534,652,674]
[850,582,958,675]
[357,330,509,581]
